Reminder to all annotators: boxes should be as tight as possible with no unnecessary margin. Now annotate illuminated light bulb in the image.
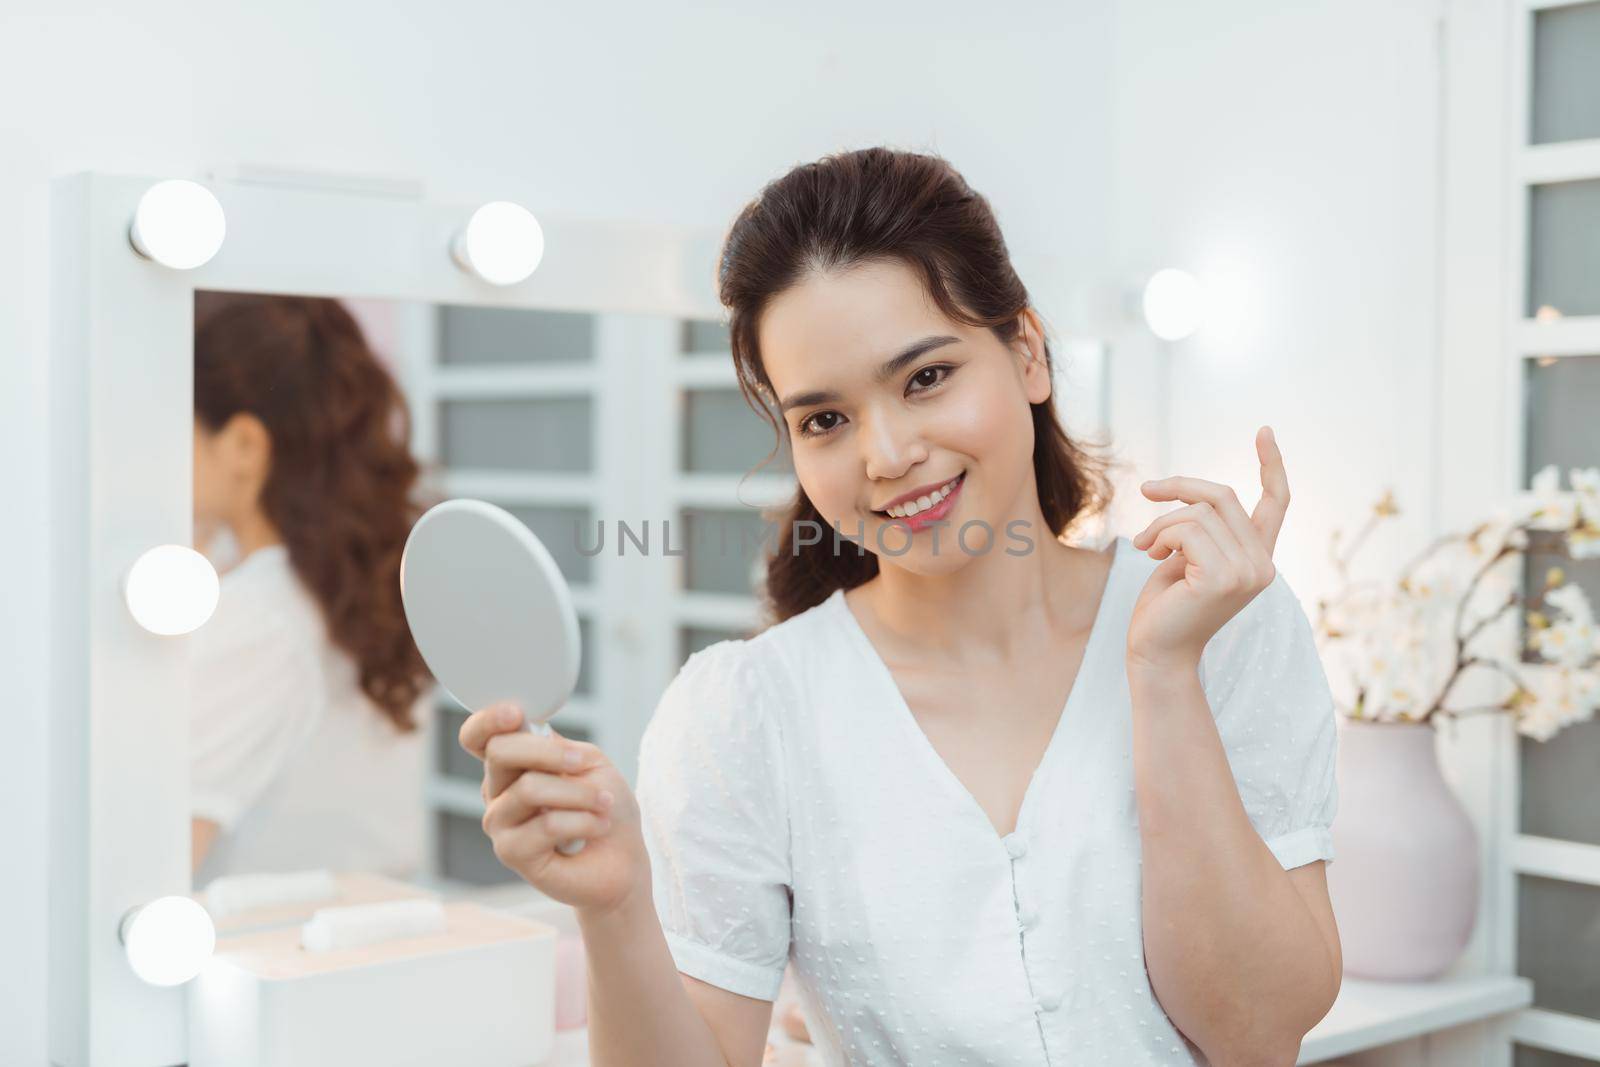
[119,896,216,986]
[124,545,220,636]
[452,201,545,286]
[1141,268,1205,341]
[128,180,226,270]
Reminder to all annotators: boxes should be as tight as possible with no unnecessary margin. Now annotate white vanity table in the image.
[530,977,1533,1066]
[530,974,1533,1066]
[449,882,1533,1067]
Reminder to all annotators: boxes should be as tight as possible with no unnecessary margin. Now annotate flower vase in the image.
[1326,718,1480,979]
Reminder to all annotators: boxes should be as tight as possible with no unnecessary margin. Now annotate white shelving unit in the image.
[1430,2,1600,1064]
[1302,976,1534,1064]
[1500,1,1600,1063]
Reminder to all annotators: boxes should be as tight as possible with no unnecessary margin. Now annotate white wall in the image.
[1100,0,1450,602]
[0,3,1116,1062]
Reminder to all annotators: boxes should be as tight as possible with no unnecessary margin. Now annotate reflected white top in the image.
[191,545,426,887]
[635,535,1338,1066]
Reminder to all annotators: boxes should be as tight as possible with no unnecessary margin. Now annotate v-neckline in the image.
[831,535,1127,847]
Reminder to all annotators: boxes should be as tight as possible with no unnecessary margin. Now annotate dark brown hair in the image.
[717,147,1115,626]
[193,293,433,731]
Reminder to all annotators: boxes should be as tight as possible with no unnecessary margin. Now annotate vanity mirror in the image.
[49,171,1100,1066]
[47,172,751,1066]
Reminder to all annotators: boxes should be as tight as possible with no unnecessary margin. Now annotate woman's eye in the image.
[799,411,842,438]
[795,366,956,440]
[910,364,954,393]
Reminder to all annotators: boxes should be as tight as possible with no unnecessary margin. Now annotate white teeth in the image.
[885,475,962,518]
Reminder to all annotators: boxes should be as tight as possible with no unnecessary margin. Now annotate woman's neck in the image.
[230,509,285,557]
[850,531,1107,666]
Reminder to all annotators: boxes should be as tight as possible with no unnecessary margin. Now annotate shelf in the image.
[1519,138,1600,185]
[1300,974,1533,1063]
[433,363,598,398]
[534,974,1535,1066]
[439,870,1536,1067]
[1515,315,1600,358]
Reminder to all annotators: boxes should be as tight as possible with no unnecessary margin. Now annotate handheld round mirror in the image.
[400,498,586,854]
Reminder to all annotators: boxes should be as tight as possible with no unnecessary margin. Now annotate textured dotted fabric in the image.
[635,534,1339,1065]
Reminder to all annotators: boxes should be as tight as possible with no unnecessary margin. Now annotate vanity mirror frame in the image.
[47,169,1107,1067]
[47,171,727,1067]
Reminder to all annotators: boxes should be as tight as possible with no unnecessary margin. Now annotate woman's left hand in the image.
[1125,426,1291,676]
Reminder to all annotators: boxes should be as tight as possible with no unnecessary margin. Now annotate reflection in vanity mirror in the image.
[184,292,784,895]
[187,292,438,889]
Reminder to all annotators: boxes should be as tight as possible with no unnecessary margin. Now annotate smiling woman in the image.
[462,146,1343,1067]
[716,148,1114,623]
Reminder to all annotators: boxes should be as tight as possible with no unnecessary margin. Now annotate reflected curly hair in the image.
[193,293,432,730]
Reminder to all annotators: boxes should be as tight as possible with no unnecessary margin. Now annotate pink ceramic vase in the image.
[1327,718,1480,980]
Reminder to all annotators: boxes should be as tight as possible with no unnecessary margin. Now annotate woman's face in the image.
[758,258,1053,573]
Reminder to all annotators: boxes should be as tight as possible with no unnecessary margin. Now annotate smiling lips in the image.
[875,472,965,529]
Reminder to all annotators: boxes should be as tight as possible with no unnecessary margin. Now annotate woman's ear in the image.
[1017,309,1052,405]
[218,412,273,485]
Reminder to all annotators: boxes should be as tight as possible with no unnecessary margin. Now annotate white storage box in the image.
[199,871,433,937]
[188,901,557,1067]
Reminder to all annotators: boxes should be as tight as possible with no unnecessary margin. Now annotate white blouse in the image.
[190,545,427,886]
[635,534,1339,1066]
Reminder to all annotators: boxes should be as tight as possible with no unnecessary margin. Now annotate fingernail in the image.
[498,705,520,726]
[597,817,611,831]
[563,748,583,768]
[597,790,615,809]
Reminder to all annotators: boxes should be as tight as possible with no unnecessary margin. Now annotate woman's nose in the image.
[859,407,928,481]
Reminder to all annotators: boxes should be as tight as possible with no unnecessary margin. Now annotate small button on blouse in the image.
[636,534,1340,1066]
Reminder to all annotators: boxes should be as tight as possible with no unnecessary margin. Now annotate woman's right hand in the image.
[458,704,650,916]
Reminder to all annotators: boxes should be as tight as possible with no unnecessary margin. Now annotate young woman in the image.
[461,148,1342,1065]
[189,294,434,885]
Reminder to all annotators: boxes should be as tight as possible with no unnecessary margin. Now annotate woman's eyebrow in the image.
[778,334,961,414]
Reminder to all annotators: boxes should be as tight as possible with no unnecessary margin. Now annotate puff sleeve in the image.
[634,639,793,1000]
[1200,571,1340,870]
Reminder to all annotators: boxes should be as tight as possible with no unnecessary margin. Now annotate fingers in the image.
[1140,424,1291,574]
[482,770,615,835]
[459,702,526,760]
[1136,502,1254,577]
[1141,476,1264,565]
[1253,425,1291,553]
[483,730,605,801]
[1148,521,1227,583]
[491,808,614,868]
